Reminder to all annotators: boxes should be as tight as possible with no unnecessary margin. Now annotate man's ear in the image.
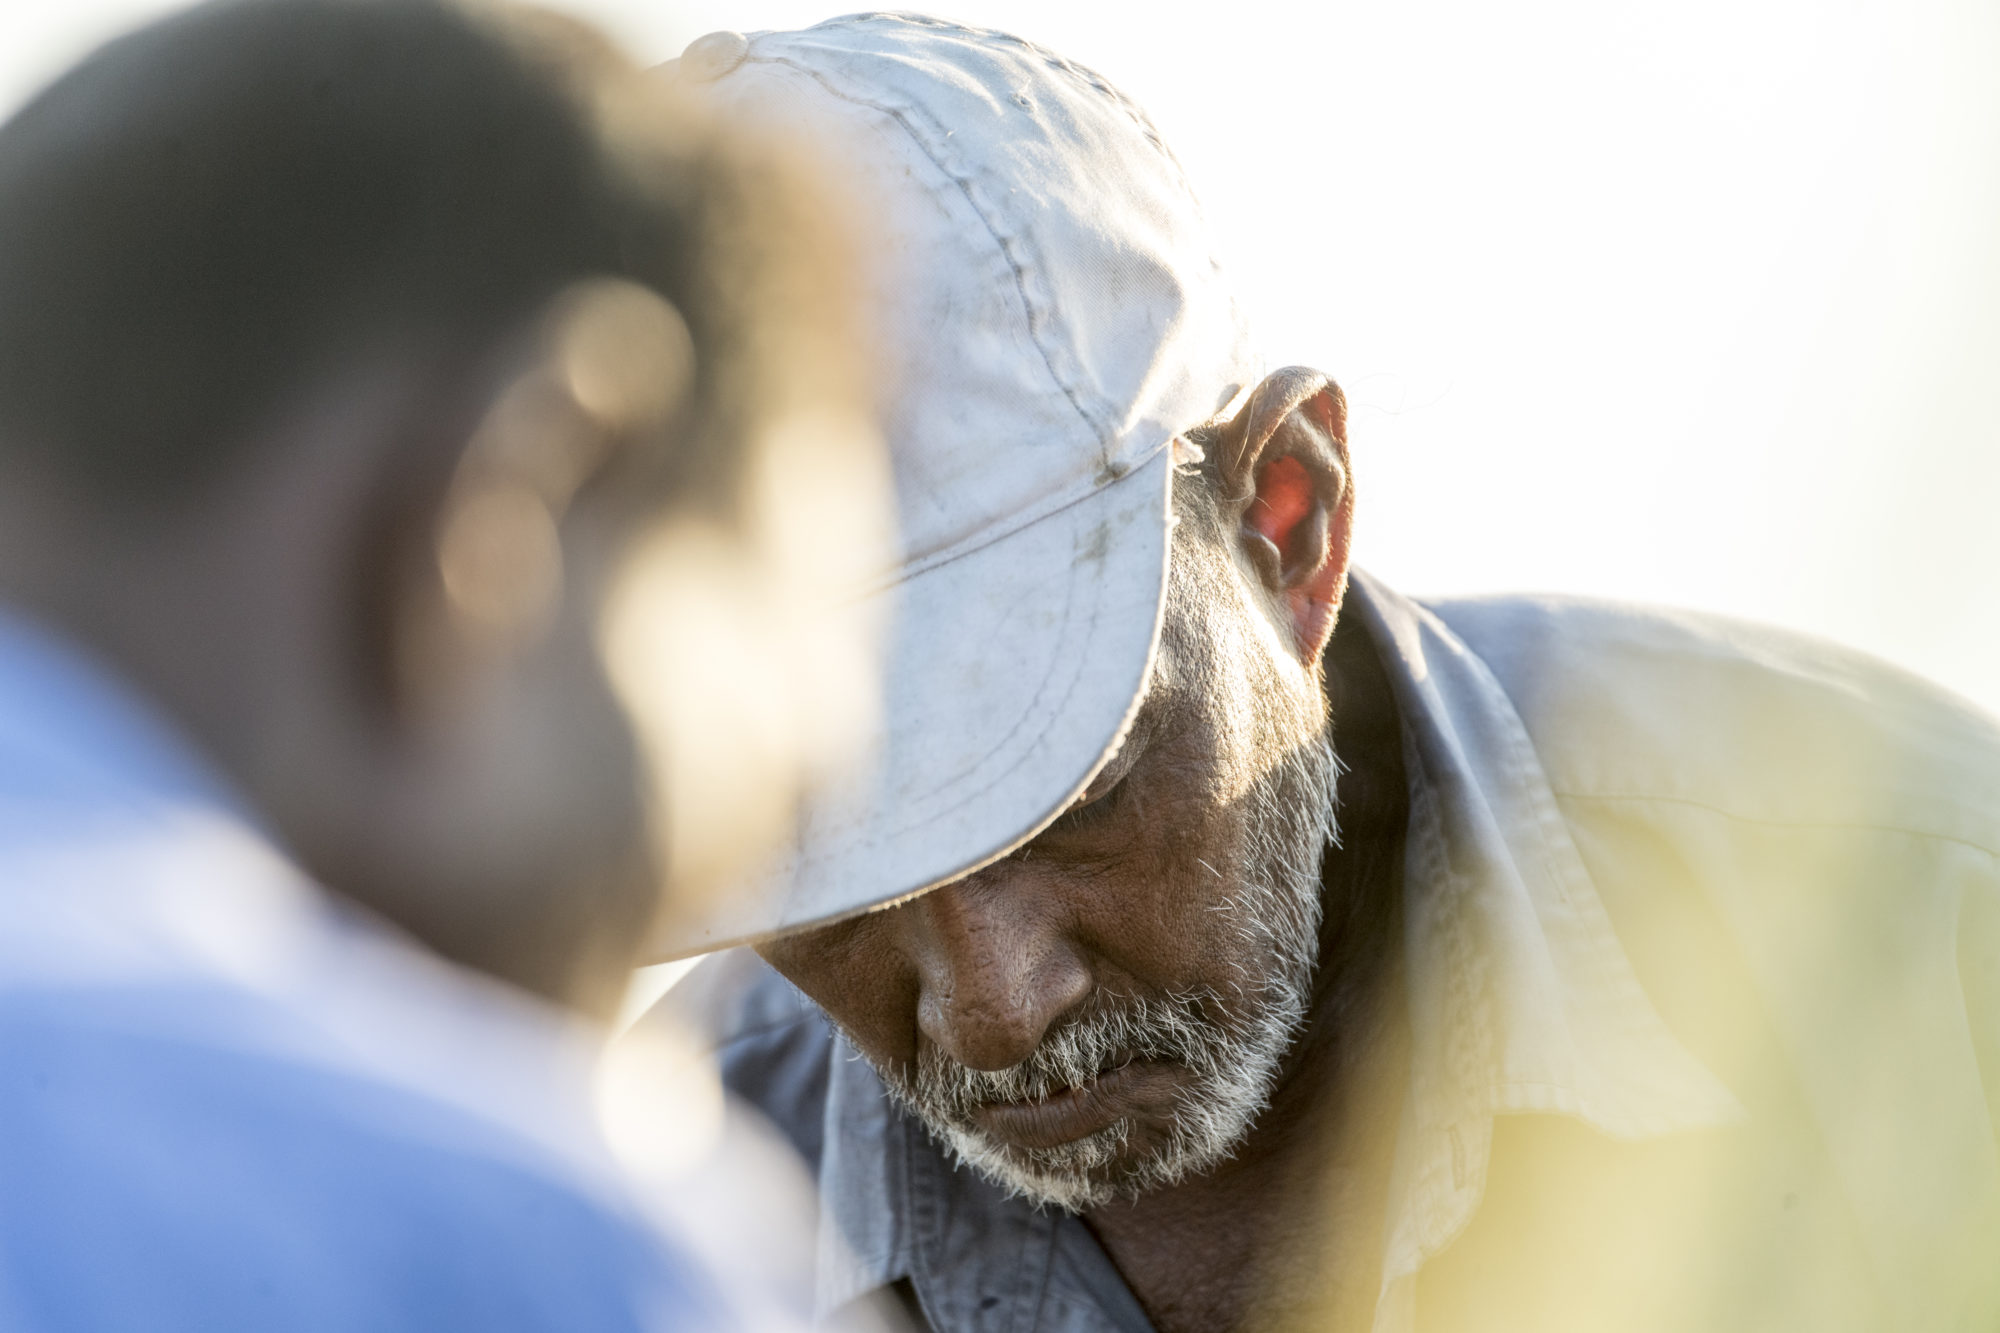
[1215,366,1353,667]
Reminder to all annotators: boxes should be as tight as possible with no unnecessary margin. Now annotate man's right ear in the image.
[1212,366,1354,667]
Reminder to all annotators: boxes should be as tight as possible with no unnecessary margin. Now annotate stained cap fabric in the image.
[654,13,1258,956]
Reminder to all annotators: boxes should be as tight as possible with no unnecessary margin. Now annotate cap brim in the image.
[653,449,1172,958]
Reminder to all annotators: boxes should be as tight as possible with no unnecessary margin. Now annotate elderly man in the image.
[0,1,886,1328]
[644,14,2000,1333]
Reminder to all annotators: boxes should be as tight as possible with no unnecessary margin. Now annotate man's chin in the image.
[936,1104,1225,1214]
[938,1119,1140,1212]
[875,969,1317,1210]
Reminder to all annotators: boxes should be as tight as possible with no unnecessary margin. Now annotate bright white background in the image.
[8,0,1999,718]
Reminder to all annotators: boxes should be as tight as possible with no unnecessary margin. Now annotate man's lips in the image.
[971,1059,1177,1151]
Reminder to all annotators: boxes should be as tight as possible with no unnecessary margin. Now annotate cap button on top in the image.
[679,30,749,82]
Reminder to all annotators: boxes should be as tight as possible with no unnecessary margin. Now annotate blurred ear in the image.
[377,280,689,728]
[1214,366,1353,667]
[372,357,568,731]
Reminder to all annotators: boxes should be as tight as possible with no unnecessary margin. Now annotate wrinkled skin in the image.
[759,369,1413,1331]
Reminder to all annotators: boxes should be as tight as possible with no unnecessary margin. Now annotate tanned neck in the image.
[1085,610,1411,1333]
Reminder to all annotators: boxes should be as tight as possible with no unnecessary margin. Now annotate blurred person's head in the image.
[0,0,886,1019]
[671,18,1374,1211]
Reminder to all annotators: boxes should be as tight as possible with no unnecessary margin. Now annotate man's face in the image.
[758,507,1338,1209]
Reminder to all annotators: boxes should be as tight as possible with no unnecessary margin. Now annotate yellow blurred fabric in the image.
[1350,573,2000,1333]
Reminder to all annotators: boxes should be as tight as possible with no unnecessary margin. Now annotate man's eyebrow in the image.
[1033,772,1127,841]
[1042,715,1154,830]
[1078,711,1153,802]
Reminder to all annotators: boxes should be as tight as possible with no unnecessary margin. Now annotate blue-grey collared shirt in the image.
[665,570,2000,1333]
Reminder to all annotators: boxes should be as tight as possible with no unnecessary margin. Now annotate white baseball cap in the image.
[655,13,1258,956]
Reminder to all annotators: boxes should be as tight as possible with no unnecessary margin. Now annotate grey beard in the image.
[872,727,1339,1212]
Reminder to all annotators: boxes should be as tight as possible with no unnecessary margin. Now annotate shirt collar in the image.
[815,1030,916,1316]
[815,1034,1155,1331]
[1345,570,1741,1315]
[809,569,1740,1325]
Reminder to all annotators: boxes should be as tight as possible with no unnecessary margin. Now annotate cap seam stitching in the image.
[807,13,1255,344]
[816,12,1195,194]
[745,50,1113,460]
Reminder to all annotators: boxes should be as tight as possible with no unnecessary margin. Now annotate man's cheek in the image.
[1130,860,1247,965]
[757,935,911,1060]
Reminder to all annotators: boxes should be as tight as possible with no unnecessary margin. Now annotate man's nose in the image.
[899,874,1092,1072]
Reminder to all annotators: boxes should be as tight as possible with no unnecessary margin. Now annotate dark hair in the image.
[0,0,704,503]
